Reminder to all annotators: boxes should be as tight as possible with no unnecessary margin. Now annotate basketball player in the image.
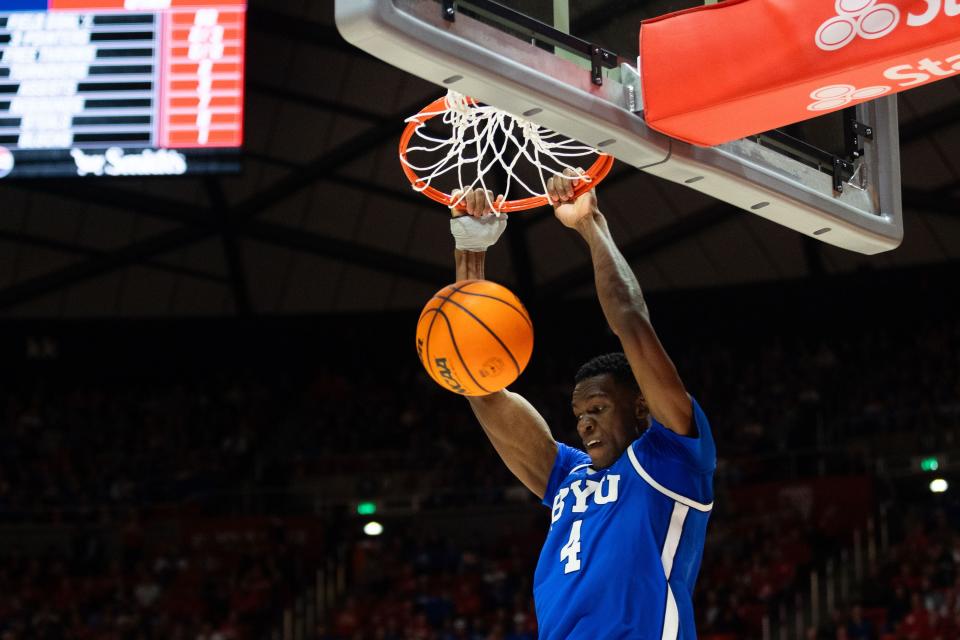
[449,171,716,639]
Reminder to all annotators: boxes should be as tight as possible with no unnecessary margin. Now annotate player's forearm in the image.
[451,206,555,495]
[455,249,485,281]
[575,211,650,333]
[467,390,556,498]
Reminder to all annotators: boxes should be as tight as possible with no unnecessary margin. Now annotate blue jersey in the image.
[533,398,716,639]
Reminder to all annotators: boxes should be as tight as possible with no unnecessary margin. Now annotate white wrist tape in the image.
[450,214,507,251]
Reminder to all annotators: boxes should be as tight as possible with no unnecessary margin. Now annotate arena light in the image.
[363,521,384,536]
[356,501,377,515]
[930,478,949,494]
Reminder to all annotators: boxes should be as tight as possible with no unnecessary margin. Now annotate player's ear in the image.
[634,393,650,426]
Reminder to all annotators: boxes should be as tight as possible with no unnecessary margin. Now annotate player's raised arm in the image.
[450,189,558,499]
[548,170,693,436]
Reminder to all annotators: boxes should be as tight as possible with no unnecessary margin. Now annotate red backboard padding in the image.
[640,0,960,146]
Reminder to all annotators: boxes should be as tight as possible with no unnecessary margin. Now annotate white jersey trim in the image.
[662,584,679,640]
[659,491,690,639]
[661,502,689,579]
[627,445,713,512]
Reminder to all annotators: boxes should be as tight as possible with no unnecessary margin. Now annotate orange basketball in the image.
[415,280,534,396]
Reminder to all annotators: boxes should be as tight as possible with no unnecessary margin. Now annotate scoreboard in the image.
[0,0,245,179]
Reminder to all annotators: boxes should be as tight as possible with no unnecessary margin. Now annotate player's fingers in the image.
[564,166,582,194]
[472,189,486,216]
[450,189,466,216]
[571,167,585,190]
[480,190,496,215]
[479,189,491,216]
[556,169,574,201]
[571,167,587,199]
[546,174,561,204]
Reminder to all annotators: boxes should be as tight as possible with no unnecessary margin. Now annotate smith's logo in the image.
[435,358,467,394]
[816,0,959,51]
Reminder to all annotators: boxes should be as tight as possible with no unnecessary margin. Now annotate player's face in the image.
[571,374,643,470]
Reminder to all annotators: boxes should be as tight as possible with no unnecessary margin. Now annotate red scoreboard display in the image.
[0,0,246,178]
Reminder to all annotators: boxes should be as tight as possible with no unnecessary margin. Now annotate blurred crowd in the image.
[0,298,958,638]
[2,311,959,523]
[0,514,312,640]
[844,506,960,640]
[317,523,542,640]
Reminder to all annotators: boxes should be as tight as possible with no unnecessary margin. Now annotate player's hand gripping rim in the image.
[450,188,505,218]
[547,167,599,230]
[449,188,508,252]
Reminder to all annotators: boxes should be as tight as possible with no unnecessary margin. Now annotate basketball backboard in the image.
[335,0,903,255]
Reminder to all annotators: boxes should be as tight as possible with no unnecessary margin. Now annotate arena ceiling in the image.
[0,0,959,318]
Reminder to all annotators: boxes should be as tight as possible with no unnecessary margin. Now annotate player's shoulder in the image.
[542,443,593,505]
[555,442,591,472]
[566,461,592,477]
[634,395,716,473]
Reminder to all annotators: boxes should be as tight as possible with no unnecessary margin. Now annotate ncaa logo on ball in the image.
[434,357,467,394]
[0,146,14,179]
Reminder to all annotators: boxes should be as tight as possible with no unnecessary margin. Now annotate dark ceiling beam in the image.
[245,151,449,215]
[0,95,438,311]
[5,181,211,229]
[903,188,960,218]
[927,182,959,198]
[899,101,960,145]
[247,81,389,123]
[243,220,448,286]
[336,175,429,209]
[0,229,227,284]
[244,150,300,170]
[226,95,434,222]
[247,7,357,55]
[506,223,536,302]
[330,175,451,219]
[5,132,447,270]
[541,203,738,297]
[572,1,648,35]
[485,150,536,299]
[0,214,448,315]
[248,2,638,58]
[0,225,212,312]
[801,236,826,279]
[205,178,252,317]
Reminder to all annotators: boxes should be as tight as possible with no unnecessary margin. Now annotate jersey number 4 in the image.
[560,520,582,574]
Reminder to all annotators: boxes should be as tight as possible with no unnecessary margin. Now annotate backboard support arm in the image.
[336,0,903,254]
[440,0,620,86]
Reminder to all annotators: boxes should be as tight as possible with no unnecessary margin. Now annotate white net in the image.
[401,90,604,213]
